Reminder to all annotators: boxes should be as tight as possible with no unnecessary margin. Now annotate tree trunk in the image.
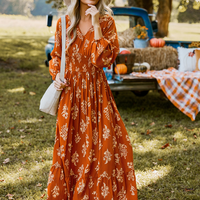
[156,0,172,37]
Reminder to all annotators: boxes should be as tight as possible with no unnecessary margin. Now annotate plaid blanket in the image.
[131,67,200,121]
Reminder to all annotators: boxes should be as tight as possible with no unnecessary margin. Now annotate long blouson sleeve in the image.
[91,15,120,68]
[49,18,62,80]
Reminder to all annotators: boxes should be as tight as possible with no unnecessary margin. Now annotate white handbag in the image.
[39,15,66,116]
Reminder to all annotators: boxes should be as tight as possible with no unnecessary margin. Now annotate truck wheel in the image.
[45,60,49,67]
[132,90,149,97]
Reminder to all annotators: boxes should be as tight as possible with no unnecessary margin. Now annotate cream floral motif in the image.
[108,101,113,114]
[127,162,134,170]
[117,186,127,200]
[73,44,82,63]
[47,171,54,186]
[113,136,117,149]
[119,143,128,159]
[88,149,97,163]
[98,111,101,123]
[82,195,89,200]
[97,171,110,186]
[114,124,122,138]
[101,182,109,198]
[75,132,81,143]
[77,164,84,181]
[82,134,89,157]
[102,57,112,66]
[95,161,100,172]
[53,161,61,169]
[92,191,99,200]
[68,142,73,153]
[103,149,112,164]
[60,123,68,141]
[76,87,81,101]
[77,29,83,41]
[81,100,87,115]
[80,116,90,133]
[97,43,105,56]
[92,128,98,145]
[99,94,103,103]
[71,104,79,120]
[57,145,65,158]
[82,64,87,72]
[55,31,60,47]
[91,52,95,64]
[85,164,90,174]
[51,185,60,198]
[127,170,135,181]
[64,159,69,169]
[115,153,120,164]
[71,151,79,166]
[130,185,137,196]
[116,168,124,183]
[89,82,94,98]
[91,109,97,124]
[103,125,110,140]
[112,181,117,192]
[126,134,132,146]
[61,104,68,119]
[82,79,87,89]
[103,106,110,121]
[99,139,103,150]
[84,39,90,51]
[88,178,94,189]
[77,179,85,194]
[60,169,64,180]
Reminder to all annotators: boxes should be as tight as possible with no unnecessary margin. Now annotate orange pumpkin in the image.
[114,64,127,74]
[150,38,165,47]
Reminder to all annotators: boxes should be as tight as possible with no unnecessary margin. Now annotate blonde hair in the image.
[63,0,112,50]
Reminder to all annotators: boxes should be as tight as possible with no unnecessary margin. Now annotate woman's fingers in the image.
[54,78,69,91]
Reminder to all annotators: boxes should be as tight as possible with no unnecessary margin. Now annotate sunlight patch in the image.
[7,87,25,93]
[19,118,42,124]
[135,165,172,190]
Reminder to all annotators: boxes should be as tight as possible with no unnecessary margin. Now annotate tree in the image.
[128,0,172,37]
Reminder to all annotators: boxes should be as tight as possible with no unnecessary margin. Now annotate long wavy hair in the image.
[63,0,112,50]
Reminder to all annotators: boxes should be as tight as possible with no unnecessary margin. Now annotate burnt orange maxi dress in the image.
[46,14,138,200]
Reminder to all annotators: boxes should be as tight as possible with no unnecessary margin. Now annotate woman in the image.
[47,0,138,199]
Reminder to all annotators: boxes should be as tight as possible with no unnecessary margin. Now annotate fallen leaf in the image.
[165,124,172,128]
[131,122,136,126]
[18,129,25,132]
[158,159,162,161]
[36,183,42,187]
[6,130,10,133]
[3,158,10,164]
[124,118,128,122]
[173,137,177,142]
[40,194,45,198]
[153,162,157,165]
[146,130,152,135]
[193,133,197,139]
[18,168,23,171]
[10,127,15,130]
[185,188,194,192]
[29,91,36,96]
[0,179,4,182]
[6,193,14,199]
[183,139,187,142]
[18,177,23,180]
[186,168,190,170]
[40,116,44,119]
[141,132,145,135]
[20,135,26,138]
[161,143,170,149]
[150,122,155,126]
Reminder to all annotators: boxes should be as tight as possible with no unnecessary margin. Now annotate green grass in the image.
[0,15,200,200]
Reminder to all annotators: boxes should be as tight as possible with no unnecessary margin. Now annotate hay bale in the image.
[126,46,178,70]
[118,28,136,48]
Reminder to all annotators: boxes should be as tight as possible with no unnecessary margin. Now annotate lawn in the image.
[0,15,200,200]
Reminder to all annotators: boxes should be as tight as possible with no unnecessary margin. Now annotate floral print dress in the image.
[47,14,138,200]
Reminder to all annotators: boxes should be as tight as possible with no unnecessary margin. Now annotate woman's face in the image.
[80,0,100,6]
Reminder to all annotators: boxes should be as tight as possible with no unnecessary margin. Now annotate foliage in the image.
[177,0,200,23]
[133,24,148,39]
[188,42,200,48]
[45,0,66,9]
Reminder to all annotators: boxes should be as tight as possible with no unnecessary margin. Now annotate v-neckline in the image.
[77,24,93,37]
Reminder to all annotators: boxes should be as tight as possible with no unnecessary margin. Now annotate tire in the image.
[132,90,149,97]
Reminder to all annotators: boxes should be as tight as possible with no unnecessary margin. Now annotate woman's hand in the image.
[85,4,102,40]
[85,4,100,27]
[54,73,69,91]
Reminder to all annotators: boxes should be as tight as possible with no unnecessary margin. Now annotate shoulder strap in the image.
[60,15,66,82]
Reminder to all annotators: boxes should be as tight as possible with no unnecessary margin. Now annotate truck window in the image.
[113,15,145,33]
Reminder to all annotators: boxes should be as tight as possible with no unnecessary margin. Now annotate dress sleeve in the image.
[91,15,120,68]
[49,18,62,80]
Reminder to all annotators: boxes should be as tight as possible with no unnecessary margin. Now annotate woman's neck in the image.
[80,2,91,21]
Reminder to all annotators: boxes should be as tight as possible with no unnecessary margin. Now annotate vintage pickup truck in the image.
[45,6,192,96]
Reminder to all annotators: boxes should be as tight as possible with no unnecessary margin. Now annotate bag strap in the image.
[60,15,66,82]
